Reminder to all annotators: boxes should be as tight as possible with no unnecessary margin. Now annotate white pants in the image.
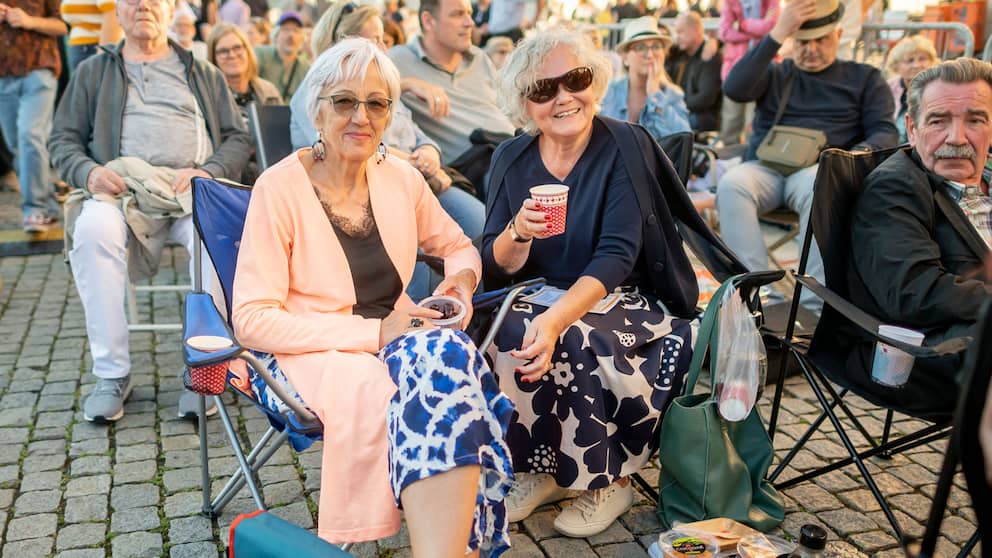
[69,199,218,379]
[715,161,824,309]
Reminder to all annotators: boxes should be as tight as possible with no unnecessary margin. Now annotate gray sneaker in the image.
[83,376,133,423]
[178,388,219,420]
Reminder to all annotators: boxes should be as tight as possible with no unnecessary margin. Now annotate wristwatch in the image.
[507,220,532,243]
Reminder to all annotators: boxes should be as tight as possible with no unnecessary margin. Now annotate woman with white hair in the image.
[482,28,696,537]
[232,38,514,557]
[600,16,690,141]
[886,35,938,143]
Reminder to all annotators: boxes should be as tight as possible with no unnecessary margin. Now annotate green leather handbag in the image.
[657,277,785,531]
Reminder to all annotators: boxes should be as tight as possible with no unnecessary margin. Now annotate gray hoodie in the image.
[50,40,252,190]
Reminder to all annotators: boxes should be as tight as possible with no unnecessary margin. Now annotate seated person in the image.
[291,0,485,298]
[842,58,992,418]
[255,11,309,99]
[207,23,283,184]
[171,4,208,59]
[232,38,514,556]
[666,11,722,135]
[600,17,691,142]
[885,35,938,144]
[716,0,897,309]
[483,29,696,537]
[49,0,250,423]
[484,36,513,70]
[388,0,516,179]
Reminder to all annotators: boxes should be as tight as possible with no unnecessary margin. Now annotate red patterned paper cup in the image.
[530,184,569,236]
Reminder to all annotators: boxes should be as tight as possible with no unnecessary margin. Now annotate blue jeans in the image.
[0,69,59,219]
[68,44,99,74]
[406,186,485,301]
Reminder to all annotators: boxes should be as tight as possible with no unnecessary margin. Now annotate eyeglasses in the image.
[215,44,246,58]
[319,94,393,119]
[525,66,593,104]
[631,41,666,54]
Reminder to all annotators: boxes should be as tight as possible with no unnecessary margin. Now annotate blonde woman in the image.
[600,16,690,141]
[886,35,938,143]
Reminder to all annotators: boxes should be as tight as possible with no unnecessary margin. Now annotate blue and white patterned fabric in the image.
[381,328,515,558]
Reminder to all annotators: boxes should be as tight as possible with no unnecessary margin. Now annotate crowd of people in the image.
[2,0,991,555]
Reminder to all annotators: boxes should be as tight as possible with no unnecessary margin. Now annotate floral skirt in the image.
[381,328,516,558]
[488,287,693,490]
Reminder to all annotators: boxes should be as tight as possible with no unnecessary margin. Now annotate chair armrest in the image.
[794,274,971,357]
[416,253,445,275]
[236,352,321,427]
[476,278,547,354]
[183,292,243,367]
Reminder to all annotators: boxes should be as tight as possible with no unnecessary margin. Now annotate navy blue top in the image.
[723,36,899,161]
[482,119,646,292]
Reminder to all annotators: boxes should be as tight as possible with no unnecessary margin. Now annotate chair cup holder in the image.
[184,363,229,396]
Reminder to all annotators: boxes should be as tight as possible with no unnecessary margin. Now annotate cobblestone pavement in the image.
[0,216,981,557]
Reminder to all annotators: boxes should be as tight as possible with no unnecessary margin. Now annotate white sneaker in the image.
[553,482,634,537]
[505,473,571,523]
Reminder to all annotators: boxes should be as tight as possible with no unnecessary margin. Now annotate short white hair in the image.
[301,37,402,131]
[496,28,611,135]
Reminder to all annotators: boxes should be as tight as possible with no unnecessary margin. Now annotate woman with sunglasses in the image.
[232,38,514,557]
[600,16,691,142]
[481,28,695,537]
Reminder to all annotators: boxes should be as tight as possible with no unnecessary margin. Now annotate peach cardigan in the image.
[231,149,481,543]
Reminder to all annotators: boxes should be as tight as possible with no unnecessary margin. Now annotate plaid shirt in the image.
[945,180,992,250]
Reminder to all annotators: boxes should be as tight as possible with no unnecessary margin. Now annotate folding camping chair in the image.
[181,177,545,542]
[246,103,293,173]
[765,146,972,547]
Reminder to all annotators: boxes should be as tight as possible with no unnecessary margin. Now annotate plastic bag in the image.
[714,286,767,421]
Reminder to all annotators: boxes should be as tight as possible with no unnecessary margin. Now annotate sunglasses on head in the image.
[525,66,593,104]
[319,94,392,119]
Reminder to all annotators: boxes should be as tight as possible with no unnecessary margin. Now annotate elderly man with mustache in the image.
[839,58,992,418]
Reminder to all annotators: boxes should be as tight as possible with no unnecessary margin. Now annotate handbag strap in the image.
[683,275,743,394]
[769,68,797,129]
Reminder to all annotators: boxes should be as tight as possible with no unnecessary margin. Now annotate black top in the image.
[330,218,402,320]
[723,36,898,161]
[665,45,723,133]
[482,118,646,292]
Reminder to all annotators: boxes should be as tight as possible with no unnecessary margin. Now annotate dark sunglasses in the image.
[318,94,392,119]
[525,66,593,104]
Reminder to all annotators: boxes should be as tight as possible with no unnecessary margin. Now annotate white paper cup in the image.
[417,295,466,328]
[529,184,569,236]
[871,325,925,387]
[718,380,757,422]
[186,335,234,352]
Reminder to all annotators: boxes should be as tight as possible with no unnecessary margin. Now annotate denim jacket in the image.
[600,77,691,142]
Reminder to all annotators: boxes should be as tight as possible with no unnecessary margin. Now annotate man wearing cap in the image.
[49,0,250,423]
[716,0,897,309]
[839,58,992,418]
[255,11,309,99]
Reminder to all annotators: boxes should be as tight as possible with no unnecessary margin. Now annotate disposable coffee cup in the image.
[871,325,925,387]
[529,184,569,236]
[417,295,466,328]
[186,335,234,352]
[717,380,756,422]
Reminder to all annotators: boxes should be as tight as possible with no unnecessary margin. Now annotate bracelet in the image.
[507,220,532,243]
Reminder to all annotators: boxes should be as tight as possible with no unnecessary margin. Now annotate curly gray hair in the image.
[496,28,612,135]
[301,37,402,132]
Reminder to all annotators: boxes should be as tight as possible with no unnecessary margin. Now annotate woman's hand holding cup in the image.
[515,198,550,241]
[379,306,443,349]
[432,269,476,330]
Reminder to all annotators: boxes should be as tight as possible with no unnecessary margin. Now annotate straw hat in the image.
[615,17,673,53]
[792,0,845,40]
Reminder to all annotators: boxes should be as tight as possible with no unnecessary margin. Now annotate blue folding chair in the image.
[182,177,543,547]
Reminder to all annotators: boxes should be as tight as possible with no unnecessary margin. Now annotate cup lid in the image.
[186,335,234,352]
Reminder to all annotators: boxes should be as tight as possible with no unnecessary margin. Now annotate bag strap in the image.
[769,68,797,129]
[683,276,742,394]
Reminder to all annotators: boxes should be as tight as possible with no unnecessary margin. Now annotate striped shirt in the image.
[61,0,115,46]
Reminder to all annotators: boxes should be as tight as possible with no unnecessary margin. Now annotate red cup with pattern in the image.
[186,335,233,396]
[530,184,569,236]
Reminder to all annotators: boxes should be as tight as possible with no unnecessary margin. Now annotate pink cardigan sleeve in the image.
[740,1,778,36]
[231,177,382,355]
[410,168,482,289]
[720,2,753,43]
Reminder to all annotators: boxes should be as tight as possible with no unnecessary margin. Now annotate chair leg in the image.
[631,472,659,505]
[215,399,266,511]
[957,531,980,557]
[211,428,289,514]
[880,409,895,460]
[916,442,960,557]
[199,394,214,517]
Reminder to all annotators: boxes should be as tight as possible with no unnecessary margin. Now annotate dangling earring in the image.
[312,132,326,162]
[375,142,387,165]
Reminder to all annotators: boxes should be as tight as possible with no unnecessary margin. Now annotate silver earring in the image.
[375,142,387,164]
[312,133,326,161]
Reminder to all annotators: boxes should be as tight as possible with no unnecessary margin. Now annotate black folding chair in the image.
[766,147,972,547]
[246,102,293,172]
